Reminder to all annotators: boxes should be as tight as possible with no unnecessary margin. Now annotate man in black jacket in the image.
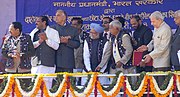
[171,10,180,71]
[2,22,35,73]
[30,16,60,89]
[130,15,153,73]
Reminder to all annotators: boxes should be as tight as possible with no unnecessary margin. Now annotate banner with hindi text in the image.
[16,0,180,33]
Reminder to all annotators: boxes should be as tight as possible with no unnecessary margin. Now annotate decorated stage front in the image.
[0,72,180,97]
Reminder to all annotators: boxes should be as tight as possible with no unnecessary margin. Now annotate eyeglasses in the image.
[102,21,110,24]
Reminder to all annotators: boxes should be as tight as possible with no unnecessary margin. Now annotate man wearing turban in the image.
[82,23,109,85]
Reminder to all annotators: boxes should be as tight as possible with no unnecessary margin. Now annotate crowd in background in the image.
[0,9,180,88]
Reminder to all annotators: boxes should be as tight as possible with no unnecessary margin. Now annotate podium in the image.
[133,51,153,66]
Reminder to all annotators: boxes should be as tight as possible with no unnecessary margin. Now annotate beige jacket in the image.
[148,22,172,68]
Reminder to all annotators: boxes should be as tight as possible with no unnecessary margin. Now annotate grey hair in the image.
[175,10,180,17]
[56,9,67,17]
[109,20,122,30]
[150,11,164,20]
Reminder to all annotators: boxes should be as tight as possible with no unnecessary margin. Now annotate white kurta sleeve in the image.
[83,40,92,71]
[45,28,60,50]
[33,41,41,48]
[29,28,41,49]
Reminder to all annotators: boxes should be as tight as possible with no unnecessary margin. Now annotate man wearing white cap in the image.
[82,23,109,85]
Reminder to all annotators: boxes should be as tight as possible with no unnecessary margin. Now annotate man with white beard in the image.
[82,23,109,85]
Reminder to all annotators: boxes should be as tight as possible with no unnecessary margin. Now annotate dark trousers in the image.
[0,56,6,73]
[0,62,5,73]
[55,67,73,73]
[174,66,180,71]
[136,66,153,73]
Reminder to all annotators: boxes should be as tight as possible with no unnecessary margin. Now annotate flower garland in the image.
[69,74,91,93]
[14,75,43,97]
[150,75,174,97]
[43,74,67,97]
[127,72,146,91]
[17,75,37,92]
[101,71,122,91]
[126,75,148,97]
[49,74,64,93]
[0,77,8,93]
[0,72,179,97]
[69,73,97,97]
[177,75,180,91]
[0,75,14,97]
[96,72,124,97]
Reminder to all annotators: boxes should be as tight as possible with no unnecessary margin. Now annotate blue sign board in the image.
[16,0,180,33]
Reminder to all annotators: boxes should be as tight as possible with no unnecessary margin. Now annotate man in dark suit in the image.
[71,17,88,72]
[130,15,153,73]
[51,10,80,73]
[171,10,180,71]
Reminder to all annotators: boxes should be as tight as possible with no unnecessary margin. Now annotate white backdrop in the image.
[0,0,16,52]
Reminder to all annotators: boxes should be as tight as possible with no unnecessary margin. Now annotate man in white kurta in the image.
[30,16,60,89]
[82,23,109,85]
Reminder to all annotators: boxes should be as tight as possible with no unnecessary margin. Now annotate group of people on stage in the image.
[1,9,180,88]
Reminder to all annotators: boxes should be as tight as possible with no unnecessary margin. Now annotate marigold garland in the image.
[14,82,22,97]
[17,75,37,92]
[49,74,65,93]
[0,72,179,97]
[0,75,14,97]
[101,71,122,91]
[14,75,43,97]
[30,75,43,97]
[127,72,146,91]
[69,74,91,93]
[96,73,124,97]
[43,74,67,97]
[70,73,97,97]
[149,76,174,97]
[177,75,180,91]
[126,76,148,97]
[0,77,8,93]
